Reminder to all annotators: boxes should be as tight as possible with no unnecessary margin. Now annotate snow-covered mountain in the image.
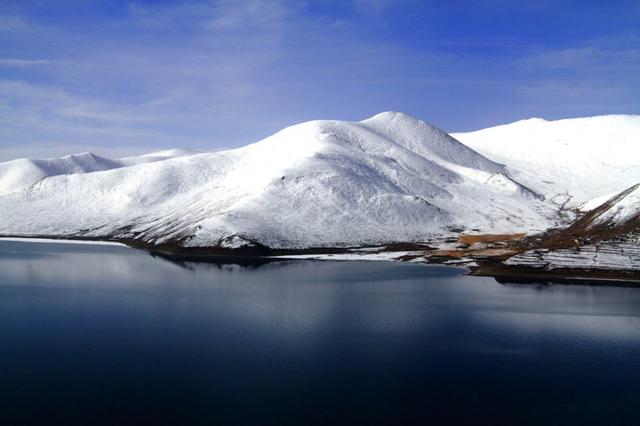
[0,112,556,248]
[0,149,198,197]
[453,115,640,208]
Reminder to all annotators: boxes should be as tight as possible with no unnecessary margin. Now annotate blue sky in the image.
[0,0,639,159]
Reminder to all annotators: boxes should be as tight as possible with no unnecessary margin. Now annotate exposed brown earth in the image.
[457,233,526,245]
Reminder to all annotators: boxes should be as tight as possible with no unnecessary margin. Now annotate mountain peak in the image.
[364,110,417,121]
[361,111,437,129]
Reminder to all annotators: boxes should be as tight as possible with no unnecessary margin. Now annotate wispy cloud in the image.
[0,80,165,151]
[516,79,628,101]
[511,33,640,117]
[520,45,640,71]
[0,15,28,31]
[126,2,214,29]
[205,0,289,32]
[350,0,396,16]
[0,80,149,125]
[0,58,50,67]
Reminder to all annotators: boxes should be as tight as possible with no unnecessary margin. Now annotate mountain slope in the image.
[500,183,640,274]
[547,183,640,245]
[0,112,556,248]
[453,115,640,207]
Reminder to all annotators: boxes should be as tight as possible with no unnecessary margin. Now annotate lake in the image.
[1,240,640,425]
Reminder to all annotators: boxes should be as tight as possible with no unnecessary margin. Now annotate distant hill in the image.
[453,115,640,207]
[0,149,198,197]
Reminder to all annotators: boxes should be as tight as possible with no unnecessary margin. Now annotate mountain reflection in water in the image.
[1,240,640,425]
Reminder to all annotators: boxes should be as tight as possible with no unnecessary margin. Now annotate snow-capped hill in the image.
[0,149,196,196]
[0,113,556,248]
[453,115,640,206]
[0,152,120,197]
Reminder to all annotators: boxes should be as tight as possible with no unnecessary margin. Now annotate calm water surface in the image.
[1,241,640,425]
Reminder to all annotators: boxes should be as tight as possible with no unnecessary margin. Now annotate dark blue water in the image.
[1,241,640,425]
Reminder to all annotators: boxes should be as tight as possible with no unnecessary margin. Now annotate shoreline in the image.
[2,234,639,285]
[469,262,640,286]
[0,237,128,247]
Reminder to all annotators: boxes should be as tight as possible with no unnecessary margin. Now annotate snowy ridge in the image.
[588,184,640,227]
[0,112,556,248]
[453,115,640,207]
[579,192,619,212]
[0,149,198,197]
[0,152,118,197]
[555,183,640,240]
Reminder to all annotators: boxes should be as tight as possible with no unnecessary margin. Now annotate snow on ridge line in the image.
[1,147,198,164]
[457,114,640,133]
[579,192,619,212]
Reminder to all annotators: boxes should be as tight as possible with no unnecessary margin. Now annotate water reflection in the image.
[2,241,640,425]
[3,240,640,339]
